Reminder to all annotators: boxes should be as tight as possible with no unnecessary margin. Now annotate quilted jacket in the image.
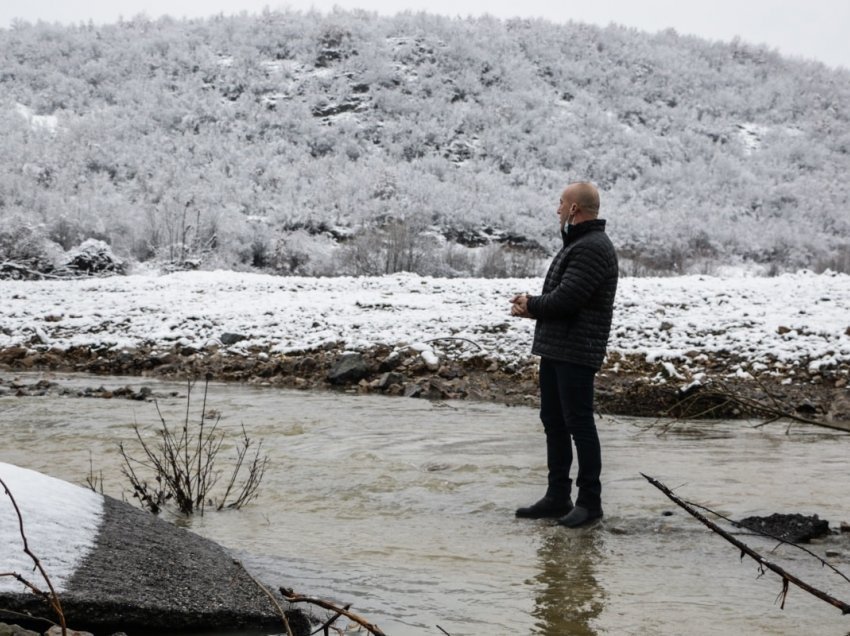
[527,219,618,369]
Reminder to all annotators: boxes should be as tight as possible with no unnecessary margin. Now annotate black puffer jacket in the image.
[527,219,618,370]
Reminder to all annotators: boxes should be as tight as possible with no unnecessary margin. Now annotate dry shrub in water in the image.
[120,378,268,515]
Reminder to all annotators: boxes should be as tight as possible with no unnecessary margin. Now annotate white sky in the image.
[1,0,849,70]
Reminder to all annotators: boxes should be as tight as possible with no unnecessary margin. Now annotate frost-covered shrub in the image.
[0,221,63,278]
[64,238,127,275]
[272,230,338,275]
[432,243,476,277]
[813,243,850,274]
[340,221,438,276]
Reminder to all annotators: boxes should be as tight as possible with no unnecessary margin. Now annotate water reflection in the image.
[531,528,604,636]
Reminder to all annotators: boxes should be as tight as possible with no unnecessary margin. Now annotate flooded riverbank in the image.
[1,372,849,635]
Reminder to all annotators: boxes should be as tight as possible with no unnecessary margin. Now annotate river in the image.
[1,372,848,635]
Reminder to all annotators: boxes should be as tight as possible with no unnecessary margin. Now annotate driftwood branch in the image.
[280,589,387,636]
[423,337,485,351]
[0,477,67,634]
[642,473,850,615]
[664,379,850,433]
[232,561,293,636]
[682,500,850,588]
[0,261,65,280]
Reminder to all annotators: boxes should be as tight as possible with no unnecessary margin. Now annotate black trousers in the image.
[538,358,601,511]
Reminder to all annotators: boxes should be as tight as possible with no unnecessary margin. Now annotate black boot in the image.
[515,496,574,519]
[556,505,603,528]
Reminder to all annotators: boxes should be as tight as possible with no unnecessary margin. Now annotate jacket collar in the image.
[562,218,606,245]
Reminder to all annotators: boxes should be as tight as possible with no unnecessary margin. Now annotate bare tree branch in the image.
[281,590,387,636]
[642,473,850,615]
[231,560,293,636]
[0,477,67,634]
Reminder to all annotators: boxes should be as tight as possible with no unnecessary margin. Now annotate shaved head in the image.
[564,182,600,217]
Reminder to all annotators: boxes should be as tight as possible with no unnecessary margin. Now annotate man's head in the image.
[557,182,600,230]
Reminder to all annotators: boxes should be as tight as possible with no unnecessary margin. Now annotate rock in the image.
[777,325,792,335]
[738,513,829,543]
[840,521,850,533]
[45,628,93,636]
[378,351,401,372]
[827,394,850,422]
[426,379,454,400]
[220,332,247,346]
[0,346,29,363]
[0,463,310,635]
[294,356,317,375]
[403,383,423,398]
[0,624,40,636]
[377,371,404,390]
[420,349,440,371]
[327,353,369,385]
[795,400,817,415]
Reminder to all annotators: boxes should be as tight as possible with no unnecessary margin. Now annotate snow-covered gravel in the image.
[1,271,849,376]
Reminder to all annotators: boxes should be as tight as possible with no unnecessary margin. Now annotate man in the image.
[510,182,618,528]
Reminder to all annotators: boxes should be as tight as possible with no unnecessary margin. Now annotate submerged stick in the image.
[642,473,850,615]
[280,590,388,636]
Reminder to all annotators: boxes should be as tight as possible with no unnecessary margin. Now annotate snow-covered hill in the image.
[2,11,849,276]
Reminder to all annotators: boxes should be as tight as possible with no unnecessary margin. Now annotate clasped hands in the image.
[510,293,533,318]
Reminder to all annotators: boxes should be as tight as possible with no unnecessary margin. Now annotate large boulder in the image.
[327,352,370,384]
[0,463,309,634]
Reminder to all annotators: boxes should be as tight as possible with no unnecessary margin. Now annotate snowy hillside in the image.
[2,11,850,276]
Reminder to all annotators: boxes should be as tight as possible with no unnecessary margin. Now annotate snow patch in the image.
[14,103,58,133]
[736,122,770,154]
[0,462,104,593]
[0,272,847,379]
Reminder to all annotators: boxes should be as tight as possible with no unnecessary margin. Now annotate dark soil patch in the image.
[1,344,848,429]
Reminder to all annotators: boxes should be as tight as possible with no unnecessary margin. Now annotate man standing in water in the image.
[510,182,618,528]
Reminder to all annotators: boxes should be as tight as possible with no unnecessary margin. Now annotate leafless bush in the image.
[341,220,436,275]
[476,244,543,278]
[813,242,850,274]
[119,378,268,515]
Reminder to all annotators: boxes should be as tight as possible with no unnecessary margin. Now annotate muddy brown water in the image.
[1,372,849,635]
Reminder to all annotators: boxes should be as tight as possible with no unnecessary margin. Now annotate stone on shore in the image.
[0,463,309,634]
[327,352,370,384]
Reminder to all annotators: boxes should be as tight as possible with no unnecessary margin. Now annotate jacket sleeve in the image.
[527,242,608,319]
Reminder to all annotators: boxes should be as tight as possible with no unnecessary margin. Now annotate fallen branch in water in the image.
[682,500,850,588]
[642,473,850,615]
[662,378,849,433]
[0,477,67,635]
[279,589,387,636]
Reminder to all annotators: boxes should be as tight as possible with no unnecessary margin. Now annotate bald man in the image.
[511,182,618,528]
